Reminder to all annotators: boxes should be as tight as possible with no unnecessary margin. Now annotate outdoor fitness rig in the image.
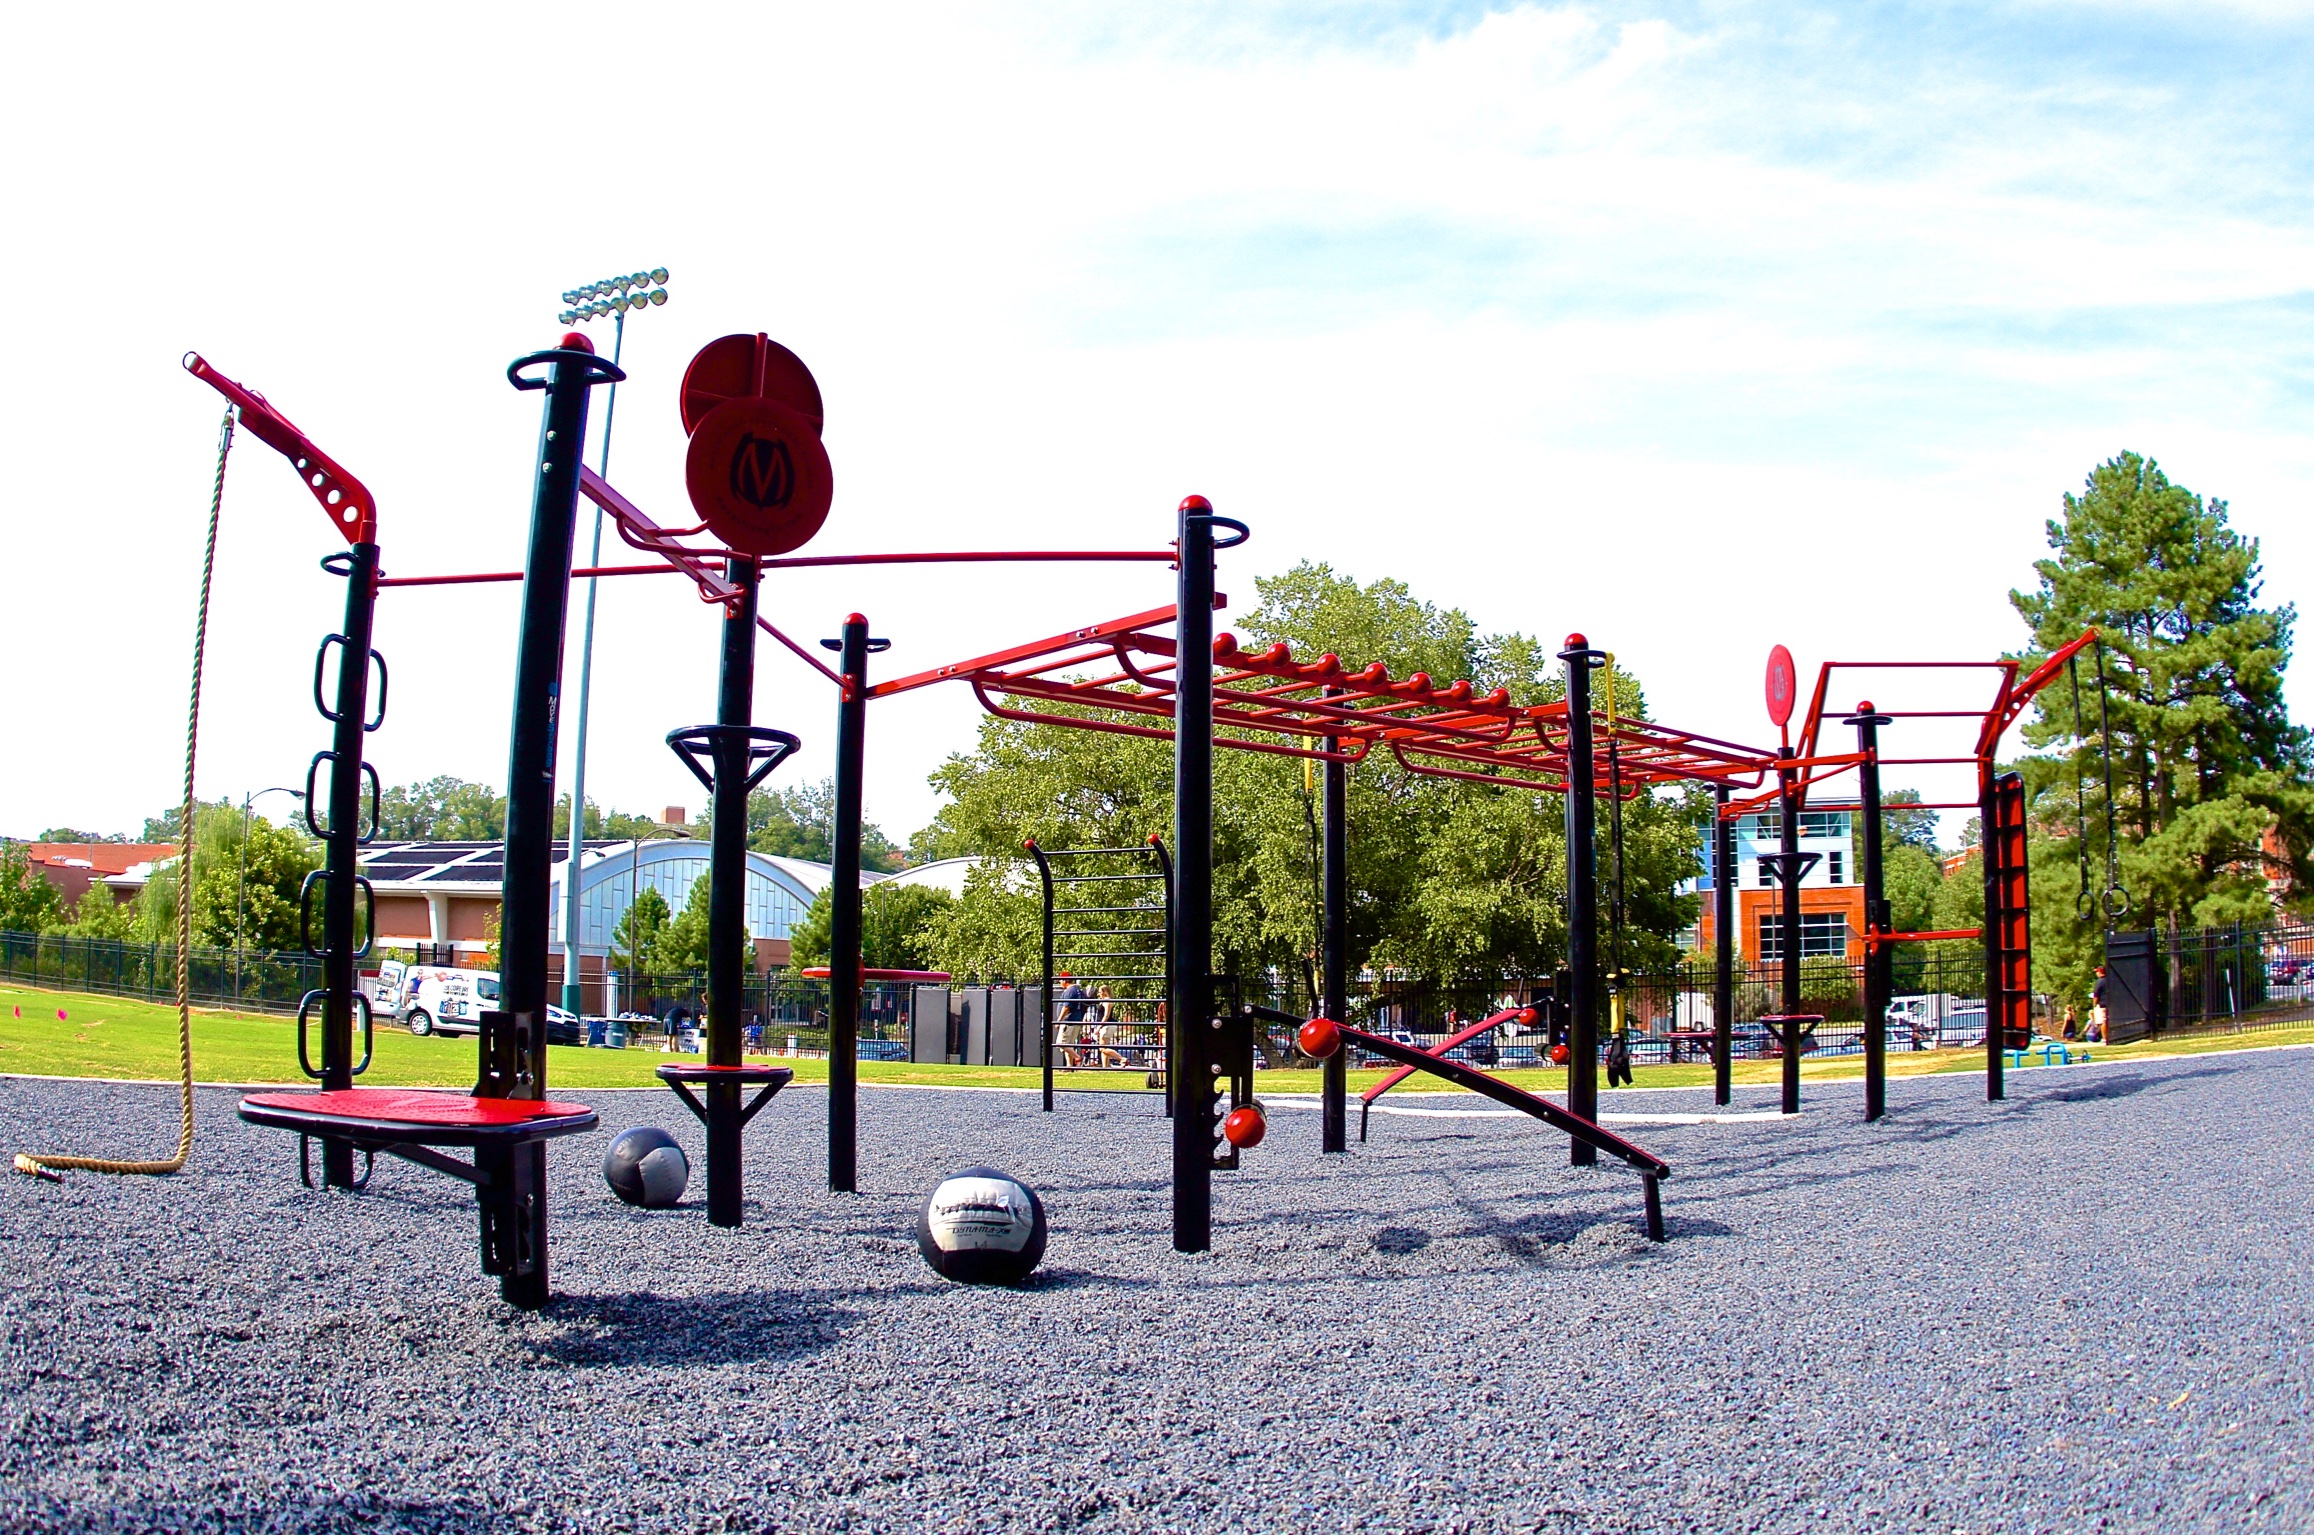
[1027,836,1175,1109]
[190,344,611,1309]
[1720,634,2101,1119]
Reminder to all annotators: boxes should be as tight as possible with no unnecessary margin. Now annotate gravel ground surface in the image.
[2,1046,2308,1534]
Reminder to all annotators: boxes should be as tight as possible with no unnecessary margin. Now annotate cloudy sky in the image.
[5,2,2309,844]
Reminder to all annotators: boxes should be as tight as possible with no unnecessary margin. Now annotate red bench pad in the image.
[242,1089,594,1128]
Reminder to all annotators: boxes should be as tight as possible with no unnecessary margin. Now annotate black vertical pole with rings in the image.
[1847,702,1893,1122]
[1559,635,1604,1165]
[1712,784,1735,1108]
[305,538,383,1189]
[1320,687,1349,1155]
[1170,496,1244,1252]
[491,334,621,1307]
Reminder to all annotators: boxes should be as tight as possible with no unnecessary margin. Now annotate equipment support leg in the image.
[705,557,760,1227]
[1777,756,1803,1117]
[1560,636,1602,1167]
[1321,695,1348,1155]
[1172,500,1220,1250]
[1850,704,1893,1122]
[828,614,874,1192]
[1712,784,1734,1109]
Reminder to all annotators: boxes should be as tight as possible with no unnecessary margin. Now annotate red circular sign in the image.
[684,396,834,556]
[1765,644,1797,727]
[680,333,824,436]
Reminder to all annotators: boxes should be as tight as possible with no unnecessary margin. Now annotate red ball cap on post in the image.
[1565,633,1588,649]
[1297,1016,1343,1060]
[560,332,594,353]
[1221,1104,1267,1149]
[1858,699,1876,713]
[1179,494,1213,513]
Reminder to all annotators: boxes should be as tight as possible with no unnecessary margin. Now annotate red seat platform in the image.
[239,1088,599,1146]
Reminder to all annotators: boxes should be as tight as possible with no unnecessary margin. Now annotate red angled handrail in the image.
[183,353,377,545]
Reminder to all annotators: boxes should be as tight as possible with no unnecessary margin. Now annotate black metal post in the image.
[484,337,615,1310]
[315,542,378,1189]
[1849,703,1893,1122]
[1981,771,2008,1102]
[1777,753,1803,1116]
[1172,499,1220,1250]
[703,557,759,1226]
[1712,785,1734,1108]
[828,613,872,1193]
[1560,635,1602,1165]
[1321,690,1348,1154]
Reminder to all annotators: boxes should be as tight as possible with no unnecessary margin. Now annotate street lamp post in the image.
[555,267,670,1017]
[237,786,306,1003]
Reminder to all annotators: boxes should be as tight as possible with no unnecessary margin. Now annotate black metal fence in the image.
[9,919,2310,1058]
[0,930,326,1015]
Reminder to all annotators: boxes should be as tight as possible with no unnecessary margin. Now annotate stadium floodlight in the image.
[551,264,668,1017]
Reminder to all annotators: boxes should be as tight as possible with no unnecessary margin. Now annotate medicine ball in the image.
[916,1166,1047,1284]
[603,1126,690,1208]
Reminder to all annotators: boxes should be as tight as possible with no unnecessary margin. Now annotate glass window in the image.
[1827,850,1844,885]
[1757,911,1851,961]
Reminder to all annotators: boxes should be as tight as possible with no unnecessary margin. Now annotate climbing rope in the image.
[13,407,233,1180]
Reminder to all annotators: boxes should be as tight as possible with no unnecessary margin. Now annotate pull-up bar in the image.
[376,548,1181,588]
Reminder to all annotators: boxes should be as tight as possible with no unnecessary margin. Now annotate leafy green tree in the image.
[68,880,137,940]
[788,882,953,971]
[378,777,506,841]
[1878,789,1941,853]
[0,843,66,933]
[655,874,739,974]
[133,804,321,950]
[922,863,1042,980]
[38,827,125,843]
[707,779,904,873]
[610,886,671,975]
[2012,453,2314,929]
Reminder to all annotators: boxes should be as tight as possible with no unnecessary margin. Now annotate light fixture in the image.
[558,266,671,329]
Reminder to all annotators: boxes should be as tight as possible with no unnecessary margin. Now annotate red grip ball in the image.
[1297,1017,1343,1059]
[1222,1105,1267,1149]
[1549,1043,1571,1065]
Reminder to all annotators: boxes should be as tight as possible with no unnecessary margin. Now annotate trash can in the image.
[605,1017,629,1050]
[586,1016,607,1049]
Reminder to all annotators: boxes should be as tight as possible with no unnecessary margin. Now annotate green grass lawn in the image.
[3,980,2308,1097]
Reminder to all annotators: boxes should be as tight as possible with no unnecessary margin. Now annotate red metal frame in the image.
[183,354,377,545]
[876,607,1778,788]
[1725,629,2099,820]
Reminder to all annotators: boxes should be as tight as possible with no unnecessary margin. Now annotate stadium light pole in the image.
[555,268,670,1017]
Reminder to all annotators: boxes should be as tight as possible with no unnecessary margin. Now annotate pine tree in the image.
[2011,452,2314,932]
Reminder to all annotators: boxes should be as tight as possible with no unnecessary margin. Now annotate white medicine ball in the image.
[916,1166,1048,1284]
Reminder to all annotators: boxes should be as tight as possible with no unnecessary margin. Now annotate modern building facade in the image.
[1689,807,1867,966]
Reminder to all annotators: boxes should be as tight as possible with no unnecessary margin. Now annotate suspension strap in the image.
[2094,639,2130,921]
[14,409,231,1178]
[2070,655,2092,922]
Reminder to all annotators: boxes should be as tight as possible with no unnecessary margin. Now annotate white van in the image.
[367,960,579,1041]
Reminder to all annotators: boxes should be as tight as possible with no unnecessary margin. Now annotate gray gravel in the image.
[2,1047,2309,1534]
